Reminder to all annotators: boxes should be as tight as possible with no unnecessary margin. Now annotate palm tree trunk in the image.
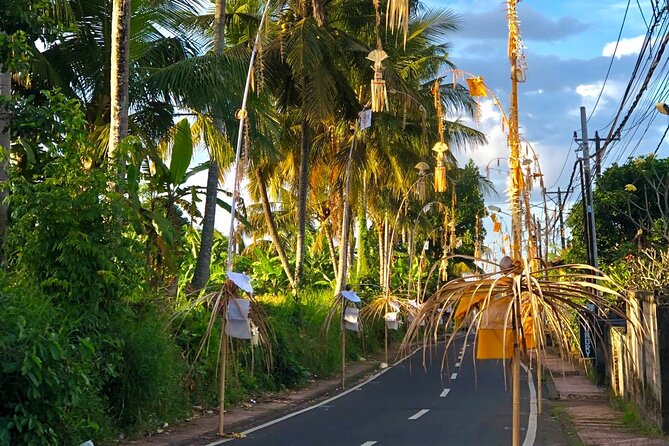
[0,69,10,246]
[255,168,296,290]
[377,222,385,289]
[323,222,338,279]
[191,0,226,290]
[355,174,368,277]
[295,116,310,289]
[191,160,219,289]
[109,0,131,162]
[347,212,355,278]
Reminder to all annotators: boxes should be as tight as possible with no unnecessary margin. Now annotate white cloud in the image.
[573,80,622,116]
[602,35,646,59]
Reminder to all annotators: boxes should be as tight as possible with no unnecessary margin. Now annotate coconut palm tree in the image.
[109,0,131,164]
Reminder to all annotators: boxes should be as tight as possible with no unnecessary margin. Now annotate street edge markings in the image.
[520,363,537,446]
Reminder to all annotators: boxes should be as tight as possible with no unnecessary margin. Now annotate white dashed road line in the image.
[450,372,458,380]
[440,388,450,397]
[360,442,378,446]
[408,409,430,420]
[455,362,461,367]
[520,363,537,446]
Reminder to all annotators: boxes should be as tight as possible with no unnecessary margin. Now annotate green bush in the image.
[106,304,188,432]
[0,287,107,446]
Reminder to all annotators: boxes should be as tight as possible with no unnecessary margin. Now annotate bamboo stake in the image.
[537,347,543,414]
[384,301,389,365]
[341,299,346,389]
[512,345,520,446]
[218,319,228,436]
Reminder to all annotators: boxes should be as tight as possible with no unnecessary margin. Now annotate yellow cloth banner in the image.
[474,296,537,359]
[454,278,513,320]
[466,77,488,97]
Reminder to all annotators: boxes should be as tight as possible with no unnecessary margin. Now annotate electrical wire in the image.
[588,0,631,123]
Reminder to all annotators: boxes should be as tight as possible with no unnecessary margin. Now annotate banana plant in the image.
[127,118,249,282]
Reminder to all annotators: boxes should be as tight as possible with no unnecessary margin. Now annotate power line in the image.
[588,0,631,122]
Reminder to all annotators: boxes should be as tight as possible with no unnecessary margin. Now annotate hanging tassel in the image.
[432,142,449,192]
[434,161,447,193]
[440,258,448,281]
[415,178,426,201]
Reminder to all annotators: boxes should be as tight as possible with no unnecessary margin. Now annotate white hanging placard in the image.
[385,311,399,330]
[344,307,359,332]
[359,109,372,130]
[226,298,252,339]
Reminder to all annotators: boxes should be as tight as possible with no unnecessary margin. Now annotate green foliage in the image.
[567,155,669,264]
[0,285,107,446]
[7,141,147,307]
[106,305,188,431]
[606,248,669,291]
[169,119,194,185]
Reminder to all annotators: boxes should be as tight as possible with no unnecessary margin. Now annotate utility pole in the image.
[577,106,599,270]
[546,187,569,251]
[535,215,543,263]
[593,130,619,178]
[557,187,566,250]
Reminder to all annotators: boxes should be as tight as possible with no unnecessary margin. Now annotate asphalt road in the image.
[217,334,567,446]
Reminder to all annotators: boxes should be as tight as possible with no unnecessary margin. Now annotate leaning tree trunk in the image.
[0,69,10,247]
[377,221,385,290]
[295,116,310,289]
[255,168,296,290]
[355,174,368,278]
[191,160,219,289]
[109,0,131,164]
[323,221,338,279]
[192,0,226,290]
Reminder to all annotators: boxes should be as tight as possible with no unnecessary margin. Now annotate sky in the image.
[424,0,669,253]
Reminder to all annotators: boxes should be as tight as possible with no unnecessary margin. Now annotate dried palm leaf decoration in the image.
[386,0,409,48]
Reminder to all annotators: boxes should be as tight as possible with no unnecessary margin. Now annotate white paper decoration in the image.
[344,307,359,332]
[226,298,252,339]
[384,311,399,330]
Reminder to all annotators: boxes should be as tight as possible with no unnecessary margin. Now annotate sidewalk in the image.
[543,353,668,446]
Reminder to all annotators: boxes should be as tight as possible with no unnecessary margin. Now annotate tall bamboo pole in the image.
[507,2,524,445]
[219,2,271,436]
[226,1,271,273]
